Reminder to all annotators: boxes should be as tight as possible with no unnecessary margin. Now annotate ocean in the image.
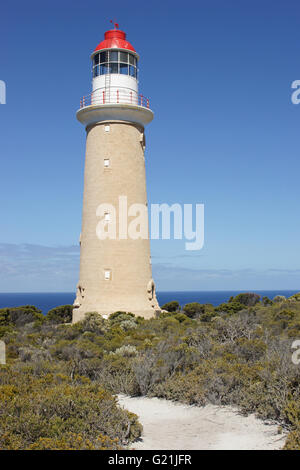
[0,290,298,314]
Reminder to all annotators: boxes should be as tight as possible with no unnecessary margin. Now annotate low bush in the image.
[46,305,73,324]
[0,306,44,328]
[0,368,141,450]
[161,301,180,312]
[232,293,261,307]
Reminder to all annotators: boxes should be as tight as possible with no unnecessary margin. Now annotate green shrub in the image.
[199,304,216,322]
[273,309,296,330]
[284,429,300,450]
[113,345,138,357]
[182,302,205,318]
[0,370,141,449]
[173,313,189,323]
[152,371,206,405]
[77,312,107,334]
[46,305,73,324]
[96,355,140,396]
[215,301,245,315]
[110,311,134,321]
[161,301,180,312]
[28,432,122,450]
[0,306,44,327]
[289,292,300,302]
[273,295,287,303]
[182,303,216,322]
[232,293,261,307]
[262,296,273,306]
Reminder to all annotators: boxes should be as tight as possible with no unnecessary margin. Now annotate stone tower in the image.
[73,25,160,322]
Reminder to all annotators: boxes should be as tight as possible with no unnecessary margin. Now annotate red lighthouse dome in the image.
[94,29,136,53]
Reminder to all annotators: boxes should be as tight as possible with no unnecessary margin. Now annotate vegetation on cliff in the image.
[1,293,300,449]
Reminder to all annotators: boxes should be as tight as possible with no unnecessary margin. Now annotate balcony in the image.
[77,89,153,128]
[80,89,150,109]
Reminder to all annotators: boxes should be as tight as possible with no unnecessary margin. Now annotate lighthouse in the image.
[73,24,160,322]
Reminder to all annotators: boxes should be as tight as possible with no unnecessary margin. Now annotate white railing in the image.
[80,90,150,109]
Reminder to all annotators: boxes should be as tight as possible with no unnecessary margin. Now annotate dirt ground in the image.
[118,395,286,450]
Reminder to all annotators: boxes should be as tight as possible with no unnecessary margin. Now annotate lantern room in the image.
[91,27,139,106]
[77,24,153,128]
[92,50,138,79]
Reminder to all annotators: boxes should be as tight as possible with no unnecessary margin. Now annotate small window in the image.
[104,158,110,167]
[104,125,110,132]
[104,212,110,222]
[104,269,111,280]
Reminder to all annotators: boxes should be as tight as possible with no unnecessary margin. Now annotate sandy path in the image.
[118,395,286,450]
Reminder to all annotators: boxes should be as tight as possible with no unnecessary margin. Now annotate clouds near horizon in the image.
[0,243,299,292]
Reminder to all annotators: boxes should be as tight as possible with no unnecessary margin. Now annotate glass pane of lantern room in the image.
[110,63,118,74]
[93,65,100,77]
[94,54,100,65]
[129,65,136,77]
[120,52,128,63]
[100,52,108,63]
[120,63,128,75]
[129,54,135,65]
[110,51,118,62]
[101,63,110,74]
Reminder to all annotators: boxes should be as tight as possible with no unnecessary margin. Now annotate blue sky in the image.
[0,0,300,292]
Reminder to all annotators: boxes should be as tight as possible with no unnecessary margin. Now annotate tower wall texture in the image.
[73,121,159,323]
